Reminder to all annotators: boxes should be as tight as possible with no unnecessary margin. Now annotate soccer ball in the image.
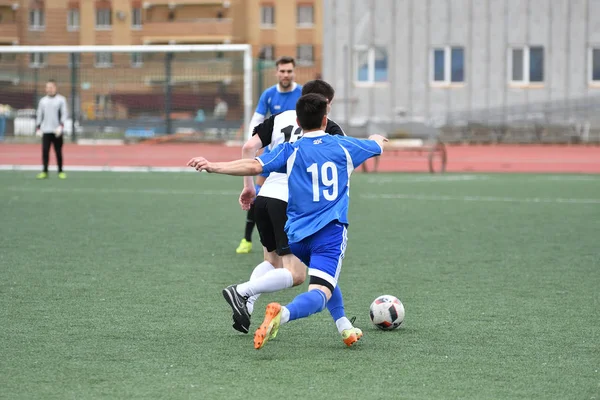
[369,295,405,330]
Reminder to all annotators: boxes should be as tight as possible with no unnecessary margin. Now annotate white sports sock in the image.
[245,261,275,315]
[335,317,353,333]
[236,268,294,299]
[280,306,290,325]
[249,261,276,281]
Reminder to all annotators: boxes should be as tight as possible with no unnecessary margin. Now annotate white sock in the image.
[280,306,290,325]
[245,261,275,314]
[236,268,294,301]
[335,317,353,334]
[249,261,276,281]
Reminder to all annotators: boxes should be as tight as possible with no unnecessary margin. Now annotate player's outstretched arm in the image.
[187,157,263,176]
[368,134,388,150]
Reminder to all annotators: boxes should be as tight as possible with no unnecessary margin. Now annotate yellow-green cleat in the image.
[341,327,363,347]
[254,302,282,350]
[36,172,48,179]
[58,172,67,179]
[236,238,252,254]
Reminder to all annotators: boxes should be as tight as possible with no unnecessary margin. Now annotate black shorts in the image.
[253,196,291,256]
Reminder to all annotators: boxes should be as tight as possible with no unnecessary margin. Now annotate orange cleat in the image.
[341,327,363,347]
[254,302,282,350]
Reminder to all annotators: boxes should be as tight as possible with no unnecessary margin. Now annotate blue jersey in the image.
[257,131,382,243]
[255,83,303,116]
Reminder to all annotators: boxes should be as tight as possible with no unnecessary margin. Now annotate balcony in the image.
[0,23,18,43]
[142,18,233,43]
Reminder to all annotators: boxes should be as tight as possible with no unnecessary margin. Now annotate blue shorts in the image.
[289,220,348,290]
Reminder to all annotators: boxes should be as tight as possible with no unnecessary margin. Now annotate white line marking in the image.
[5,186,599,205]
[543,175,600,182]
[0,165,195,173]
[359,193,600,205]
[2,166,598,183]
[6,187,239,196]
[366,175,488,183]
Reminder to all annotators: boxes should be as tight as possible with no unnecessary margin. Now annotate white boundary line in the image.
[2,166,597,181]
[7,187,239,196]
[359,193,600,205]
[5,186,599,204]
[366,175,488,183]
[0,165,195,173]
[366,175,600,183]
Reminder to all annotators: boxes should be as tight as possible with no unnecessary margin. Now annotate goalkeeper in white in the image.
[35,79,68,180]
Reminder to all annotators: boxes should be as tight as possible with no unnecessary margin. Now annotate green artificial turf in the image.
[1,171,598,399]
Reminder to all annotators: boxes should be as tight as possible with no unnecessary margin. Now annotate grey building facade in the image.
[322,0,600,134]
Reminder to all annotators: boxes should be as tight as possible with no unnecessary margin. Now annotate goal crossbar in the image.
[0,44,251,53]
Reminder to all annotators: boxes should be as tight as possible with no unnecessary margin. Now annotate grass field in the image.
[1,171,599,400]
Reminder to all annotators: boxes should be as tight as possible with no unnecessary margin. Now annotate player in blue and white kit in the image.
[236,56,303,254]
[223,80,351,342]
[187,93,386,349]
[251,56,303,124]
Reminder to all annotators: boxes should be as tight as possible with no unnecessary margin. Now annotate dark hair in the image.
[47,79,56,84]
[301,79,335,102]
[296,93,328,131]
[275,56,295,67]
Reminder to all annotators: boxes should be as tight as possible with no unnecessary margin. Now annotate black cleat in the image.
[222,285,251,334]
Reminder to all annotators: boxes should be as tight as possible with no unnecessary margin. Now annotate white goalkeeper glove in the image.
[35,129,42,137]
[54,126,63,137]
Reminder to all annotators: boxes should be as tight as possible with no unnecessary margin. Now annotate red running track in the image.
[1,143,599,174]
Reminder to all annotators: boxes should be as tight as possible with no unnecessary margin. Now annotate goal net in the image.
[0,44,252,142]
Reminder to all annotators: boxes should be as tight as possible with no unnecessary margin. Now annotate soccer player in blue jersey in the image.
[236,56,303,254]
[188,93,387,349]
[224,80,352,341]
[251,56,303,123]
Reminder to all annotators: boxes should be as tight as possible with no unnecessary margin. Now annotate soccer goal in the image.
[0,44,252,142]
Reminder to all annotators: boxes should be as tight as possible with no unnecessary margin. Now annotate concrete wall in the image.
[323,0,600,127]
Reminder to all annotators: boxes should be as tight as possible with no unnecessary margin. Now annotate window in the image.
[29,53,47,68]
[297,5,313,26]
[297,45,313,65]
[67,9,80,31]
[96,8,112,29]
[259,45,274,60]
[589,47,600,83]
[29,9,45,30]
[131,52,143,67]
[132,8,142,28]
[260,5,275,26]
[355,47,388,84]
[510,46,544,84]
[95,52,112,67]
[0,52,17,63]
[430,46,465,85]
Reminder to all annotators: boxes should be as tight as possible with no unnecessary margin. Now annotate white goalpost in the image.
[0,44,253,142]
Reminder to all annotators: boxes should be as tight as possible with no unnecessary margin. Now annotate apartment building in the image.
[0,0,320,68]
[0,0,321,122]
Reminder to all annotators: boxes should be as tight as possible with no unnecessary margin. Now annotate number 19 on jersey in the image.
[306,162,339,202]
